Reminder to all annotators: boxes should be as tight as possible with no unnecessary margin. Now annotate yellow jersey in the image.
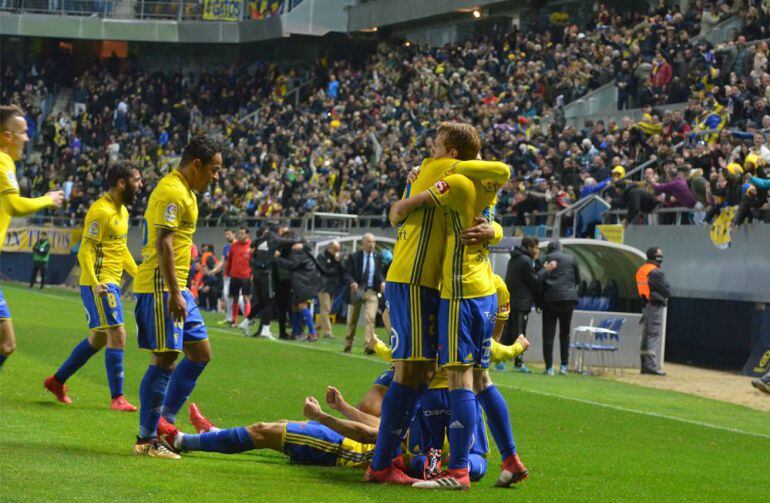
[386,158,451,289]
[493,274,510,321]
[78,193,132,286]
[387,158,510,290]
[0,151,21,252]
[134,170,198,293]
[427,165,509,299]
[336,437,376,469]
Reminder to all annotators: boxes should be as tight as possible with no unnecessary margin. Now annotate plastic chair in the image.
[583,318,625,375]
[569,317,614,374]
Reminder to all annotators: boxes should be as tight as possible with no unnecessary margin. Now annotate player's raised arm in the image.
[451,159,511,185]
[1,190,63,216]
[325,386,381,428]
[303,396,379,444]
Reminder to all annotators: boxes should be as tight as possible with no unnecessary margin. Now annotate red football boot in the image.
[109,395,138,412]
[392,454,408,474]
[189,403,216,433]
[495,453,529,487]
[364,465,419,485]
[412,467,470,490]
[43,376,72,404]
[157,416,181,453]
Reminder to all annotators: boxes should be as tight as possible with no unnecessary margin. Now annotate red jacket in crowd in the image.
[225,239,252,279]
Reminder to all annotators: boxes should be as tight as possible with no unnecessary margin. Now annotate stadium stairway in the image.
[51,87,73,117]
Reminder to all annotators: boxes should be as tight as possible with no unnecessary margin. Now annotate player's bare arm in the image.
[302,397,379,444]
[157,228,185,322]
[326,386,381,428]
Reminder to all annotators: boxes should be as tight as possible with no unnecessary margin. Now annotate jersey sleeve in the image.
[151,187,183,230]
[451,159,511,185]
[0,162,20,195]
[426,174,473,210]
[494,275,510,321]
[81,206,105,243]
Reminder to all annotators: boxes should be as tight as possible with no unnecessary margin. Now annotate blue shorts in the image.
[80,284,124,330]
[0,287,10,319]
[385,282,439,361]
[407,388,489,457]
[438,295,496,368]
[373,366,395,388]
[283,421,342,466]
[135,289,207,352]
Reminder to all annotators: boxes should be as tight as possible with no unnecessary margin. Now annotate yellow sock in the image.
[373,340,392,362]
[490,340,525,363]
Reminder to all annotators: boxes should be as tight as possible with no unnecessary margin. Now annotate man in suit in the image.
[344,233,384,354]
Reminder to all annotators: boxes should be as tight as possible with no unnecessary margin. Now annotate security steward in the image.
[636,247,671,376]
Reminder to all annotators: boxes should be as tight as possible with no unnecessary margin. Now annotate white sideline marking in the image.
[12,286,770,440]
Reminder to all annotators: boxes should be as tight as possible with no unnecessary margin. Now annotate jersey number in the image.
[106,293,118,308]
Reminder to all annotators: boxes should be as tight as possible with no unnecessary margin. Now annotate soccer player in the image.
[132,135,223,459]
[390,143,512,490]
[44,161,142,410]
[366,122,507,485]
[157,400,377,469]
[0,105,64,370]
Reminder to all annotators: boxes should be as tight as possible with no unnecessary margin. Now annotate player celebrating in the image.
[43,162,142,410]
[366,122,508,485]
[390,140,511,490]
[132,136,223,459]
[0,105,64,371]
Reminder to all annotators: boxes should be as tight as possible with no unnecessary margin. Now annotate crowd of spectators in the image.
[3,1,770,236]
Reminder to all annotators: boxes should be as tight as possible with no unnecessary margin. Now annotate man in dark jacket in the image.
[540,240,580,375]
[244,226,279,338]
[29,232,51,289]
[275,241,323,342]
[614,180,659,226]
[503,236,554,373]
[636,247,671,375]
[316,241,344,339]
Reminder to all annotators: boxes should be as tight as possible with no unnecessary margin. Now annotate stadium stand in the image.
[1,1,769,235]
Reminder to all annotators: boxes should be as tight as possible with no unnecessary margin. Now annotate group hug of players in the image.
[1,105,529,490]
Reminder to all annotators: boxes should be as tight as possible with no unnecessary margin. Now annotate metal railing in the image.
[0,0,303,21]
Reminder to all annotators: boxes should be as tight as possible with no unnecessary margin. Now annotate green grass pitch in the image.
[0,282,766,501]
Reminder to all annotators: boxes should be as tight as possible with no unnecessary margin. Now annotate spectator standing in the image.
[225,227,252,328]
[502,236,548,373]
[636,247,671,376]
[343,233,384,354]
[613,180,659,226]
[316,241,344,339]
[275,242,323,342]
[539,241,579,375]
[29,232,51,290]
[648,164,697,224]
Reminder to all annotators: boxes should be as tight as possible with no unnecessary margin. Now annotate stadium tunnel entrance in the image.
[491,238,647,314]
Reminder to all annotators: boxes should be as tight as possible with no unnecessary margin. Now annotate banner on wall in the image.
[595,224,624,244]
[203,0,245,21]
[2,226,81,255]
